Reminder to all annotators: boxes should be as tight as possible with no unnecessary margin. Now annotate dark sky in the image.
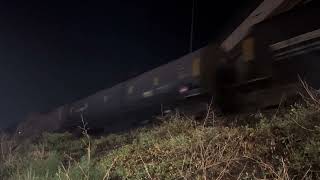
[0,0,257,129]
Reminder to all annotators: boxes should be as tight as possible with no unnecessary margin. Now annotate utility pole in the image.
[189,0,195,53]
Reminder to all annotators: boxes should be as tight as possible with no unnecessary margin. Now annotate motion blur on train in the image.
[16,1,320,137]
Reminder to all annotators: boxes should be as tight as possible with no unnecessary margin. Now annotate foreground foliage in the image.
[1,103,320,179]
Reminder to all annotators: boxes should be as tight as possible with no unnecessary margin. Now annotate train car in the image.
[66,48,205,132]
[123,48,204,112]
[229,2,320,108]
[16,2,320,136]
[67,83,126,133]
[255,3,320,88]
[16,105,70,138]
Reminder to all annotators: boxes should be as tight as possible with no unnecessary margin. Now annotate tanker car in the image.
[16,3,320,137]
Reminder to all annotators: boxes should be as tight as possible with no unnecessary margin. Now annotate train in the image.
[16,3,320,137]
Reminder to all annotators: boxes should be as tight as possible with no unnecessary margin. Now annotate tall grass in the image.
[0,91,319,179]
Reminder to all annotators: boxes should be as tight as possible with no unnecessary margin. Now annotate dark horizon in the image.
[0,0,257,129]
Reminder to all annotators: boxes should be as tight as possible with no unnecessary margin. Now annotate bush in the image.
[1,103,319,179]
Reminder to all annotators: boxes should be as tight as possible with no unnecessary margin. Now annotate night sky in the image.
[0,0,257,129]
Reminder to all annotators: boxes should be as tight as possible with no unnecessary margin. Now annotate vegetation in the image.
[1,90,320,179]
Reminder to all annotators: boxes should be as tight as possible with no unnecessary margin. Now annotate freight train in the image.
[16,3,320,137]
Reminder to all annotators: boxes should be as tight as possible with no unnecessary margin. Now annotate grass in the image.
[1,92,320,179]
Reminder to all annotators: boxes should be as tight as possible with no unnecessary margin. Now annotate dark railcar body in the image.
[68,83,126,132]
[250,4,320,88]
[67,48,204,132]
[226,4,320,110]
[16,105,70,138]
[17,3,320,137]
[124,48,203,108]
[123,48,204,123]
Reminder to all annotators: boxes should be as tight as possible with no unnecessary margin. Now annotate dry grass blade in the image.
[236,162,247,180]
[0,133,19,166]
[103,156,118,180]
[59,162,71,180]
[203,96,214,127]
[139,155,153,180]
[298,75,320,108]
[301,166,311,180]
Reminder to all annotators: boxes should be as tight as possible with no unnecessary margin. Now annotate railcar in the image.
[65,48,205,132]
[16,3,320,136]
[230,4,320,108]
